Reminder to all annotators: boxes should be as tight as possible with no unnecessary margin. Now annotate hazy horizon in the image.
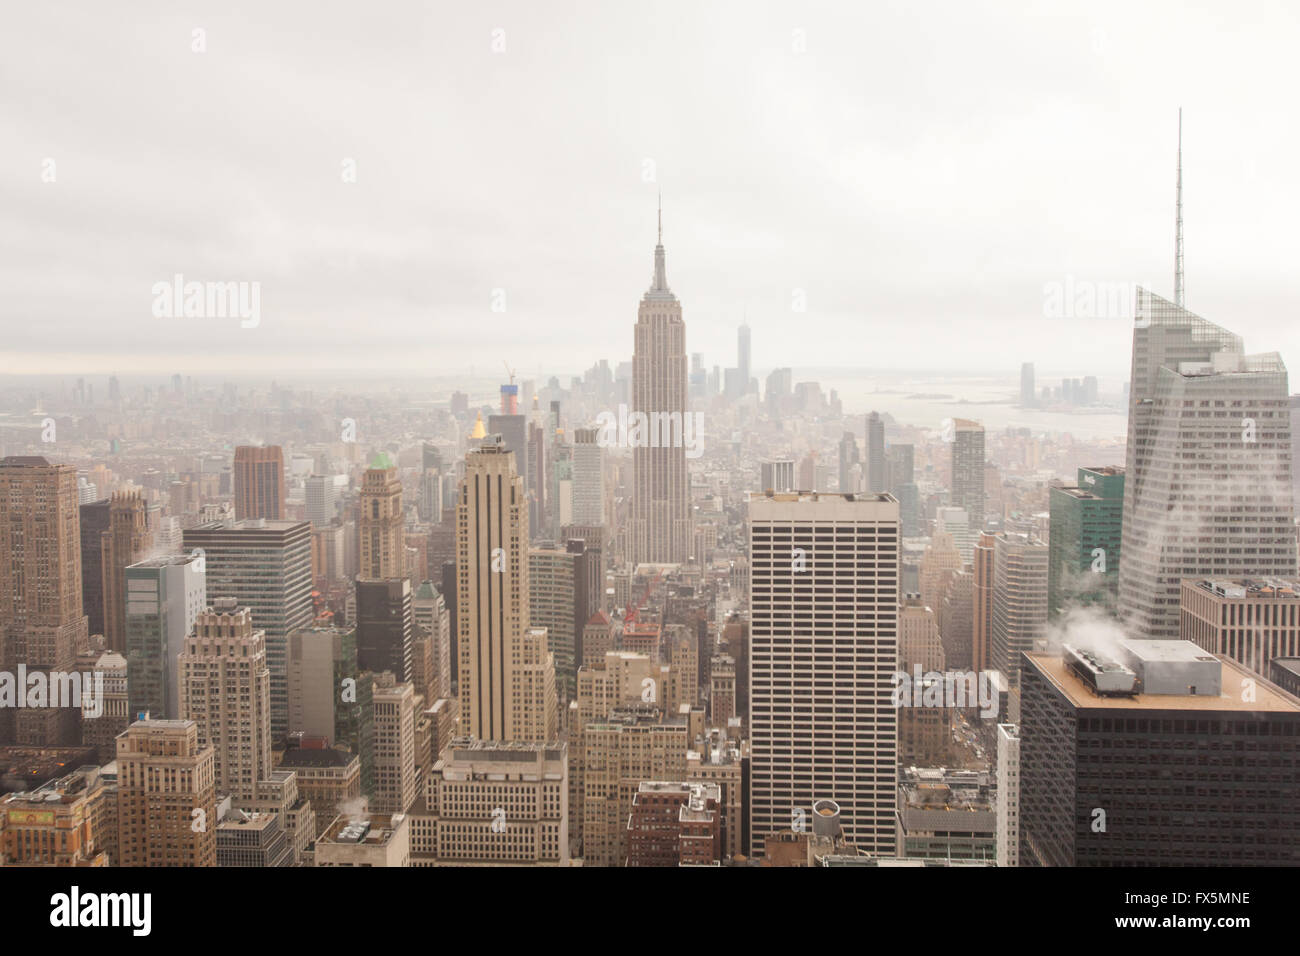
[5,1,1299,382]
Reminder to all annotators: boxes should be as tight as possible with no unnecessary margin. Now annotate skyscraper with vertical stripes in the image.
[631,203,692,566]
[457,436,557,742]
[747,491,900,856]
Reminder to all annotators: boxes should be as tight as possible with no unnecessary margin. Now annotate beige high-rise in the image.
[412,738,568,866]
[581,703,688,866]
[116,718,217,867]
[900,596,945,672]
[458,436,557,742]
[233,445,286,521]
[630,206,692,566]
[372,674,418,814]
[179,600,273,802]
[0,456,87,746]
[360,452,404,579]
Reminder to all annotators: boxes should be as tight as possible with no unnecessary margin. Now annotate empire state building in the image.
[631,203,692,565]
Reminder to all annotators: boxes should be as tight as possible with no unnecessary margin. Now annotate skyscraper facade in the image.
[991,532,1048,688]
[457,436,557,742]
[630,208,692,566]
[102,490,155,653]
[305,474,336,528]
[183,519,313,742]
[79,497,111,638]
[359,453,405,580]
[0,456,87,746]
[1020,362,1036,407]
[1047,466,1124,620]
[124,553,207,719]
[951,419,986,529]
[748,491,900,856]
[233,445,286,521]
[180,600,273,802]
[1119,289,1297,639]
[116,718,217,867]
[865,412,886,494]
[570,426,605,527]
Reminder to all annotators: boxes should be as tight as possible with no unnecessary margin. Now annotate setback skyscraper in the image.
[457,435,558,742]
[630,204,692,565]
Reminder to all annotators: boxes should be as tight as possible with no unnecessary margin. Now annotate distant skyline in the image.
[4,1,1300,378]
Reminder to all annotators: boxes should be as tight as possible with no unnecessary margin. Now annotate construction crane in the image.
[502,361,516,386]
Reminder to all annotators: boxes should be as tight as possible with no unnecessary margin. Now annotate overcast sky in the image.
[3,0,1299,382]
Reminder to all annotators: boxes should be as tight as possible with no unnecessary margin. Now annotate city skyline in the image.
[6,4,1300,926]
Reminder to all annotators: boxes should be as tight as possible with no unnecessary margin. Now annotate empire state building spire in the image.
[652,192,669,292]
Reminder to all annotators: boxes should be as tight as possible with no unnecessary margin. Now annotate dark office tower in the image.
[102,490,155,654]
[941,568,975,671]
[951,419,986,529]
[738,323,752,391]
[125,553,206,719]
[631,203,691,565]
[1047,467,1124,620]
[887,443,914,491]
[450,390,469,417]
[79,498,111,637]
[748,491,901,857]
[0,457,87,746]
[865,412,886,494]
[359,452,404,580]
[887,443,919,536]
[991,532,1048,688]
[528,418,546,537]
[233,445,286,521]
[1119,290,1296,639]
[355,578,413,682]
[1020,363,1036,407]
[837,432,860,493]
[440,560,458,685]
[183,519,313,742]
[895,483,921,537]
[1020,642,1300,866]
[422,442,442,473]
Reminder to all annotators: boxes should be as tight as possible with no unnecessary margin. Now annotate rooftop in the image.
[1027,653,1300,713]
[1190,577,1300,600]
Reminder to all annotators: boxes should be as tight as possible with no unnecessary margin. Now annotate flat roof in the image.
[1027,653,1300,713]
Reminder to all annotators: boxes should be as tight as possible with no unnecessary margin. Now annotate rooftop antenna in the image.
[1175,107,1184,308]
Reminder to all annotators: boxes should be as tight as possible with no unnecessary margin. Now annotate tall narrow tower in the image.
[359,452,404,579]
[631,200,691,565]
[457,436,557,742]
[1174,107,1184,308]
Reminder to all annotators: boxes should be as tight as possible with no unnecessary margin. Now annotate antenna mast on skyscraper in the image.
[1175,107,1184,308]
